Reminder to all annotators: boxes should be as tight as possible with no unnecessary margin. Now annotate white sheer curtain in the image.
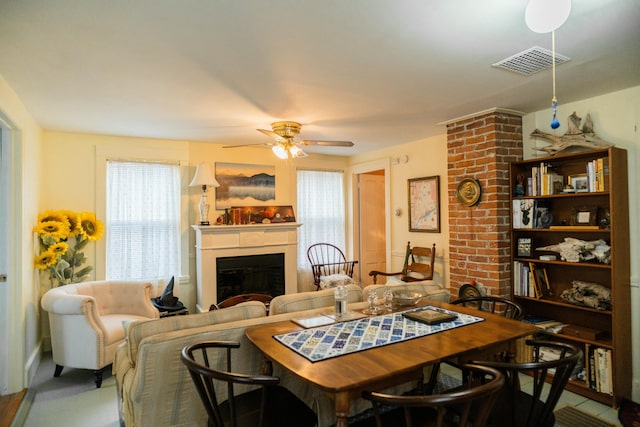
[297,170,346,288]
[106,160,180,281]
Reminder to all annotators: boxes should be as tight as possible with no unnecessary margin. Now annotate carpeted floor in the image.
[19,354,119,427]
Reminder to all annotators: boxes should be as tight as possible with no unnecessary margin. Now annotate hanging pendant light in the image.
[525,0,571,130]
[525,0,571,34]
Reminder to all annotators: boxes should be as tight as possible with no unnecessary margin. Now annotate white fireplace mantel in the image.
[192,223,301,312]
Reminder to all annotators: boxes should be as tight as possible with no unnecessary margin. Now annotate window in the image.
[297,169,346,270]
[106,160,180,280]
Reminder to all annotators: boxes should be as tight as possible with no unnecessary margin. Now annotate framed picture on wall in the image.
[408,175,440,233]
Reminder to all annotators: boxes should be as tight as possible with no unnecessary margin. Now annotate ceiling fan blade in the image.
[300,140,354,147]
[257,128,285,141]
[223,143,272,148]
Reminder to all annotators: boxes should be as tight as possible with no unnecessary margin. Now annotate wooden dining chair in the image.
[472,339,582,427]
[425,296,524,394]
[209,293,273,311]
[307,243,358,290]
[181,340,316,427]
[353,363,504,427]
[369,242,435,284]
[450,295,524,320]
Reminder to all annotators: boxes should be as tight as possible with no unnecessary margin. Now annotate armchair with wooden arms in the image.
[307,243,358,290]
[369,242,435,284]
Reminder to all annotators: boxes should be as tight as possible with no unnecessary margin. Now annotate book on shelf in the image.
[596,347,613,395]
[520,199,535,228]
[585,157,609,192]
[513,261,534,297]
[533,200,551,228]
[530,162,564,196]
[586,346,613,395]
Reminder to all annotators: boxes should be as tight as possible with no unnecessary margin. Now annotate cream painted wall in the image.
[349,134,450,288]
[0,75,43,393]
[522,85,640,401]
[38,134,350,310]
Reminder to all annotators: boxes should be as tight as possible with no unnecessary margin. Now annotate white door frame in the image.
[349,158,391,280]
[0,111,25,394]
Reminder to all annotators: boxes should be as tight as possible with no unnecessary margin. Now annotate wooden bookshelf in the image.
[510,147,631,407]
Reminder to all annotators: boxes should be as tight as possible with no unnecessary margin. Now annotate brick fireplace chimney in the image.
[444,108,523,298]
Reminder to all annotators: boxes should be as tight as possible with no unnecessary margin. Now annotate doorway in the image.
[0,121,9,393]
[352,159,390,286]
[0,112,23,395]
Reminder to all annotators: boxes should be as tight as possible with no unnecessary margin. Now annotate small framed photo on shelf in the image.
[516,237,533,258]
[569,174,589,192]
[571,205,598,226]
[529,263,553,298]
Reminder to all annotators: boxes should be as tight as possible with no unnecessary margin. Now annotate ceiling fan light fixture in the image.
[289,144,304,158]
[272,143,288,160]
[525,0,571,33]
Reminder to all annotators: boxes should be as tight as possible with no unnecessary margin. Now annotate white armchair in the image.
[41,280,160,387]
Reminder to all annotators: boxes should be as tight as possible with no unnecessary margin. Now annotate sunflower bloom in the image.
[35,251,57,270]
[38,210,68,225]
[49,242,68,256]
[35,209,104,285]
[61,210,82,236]
[78,212,105,241]
[34,220,70,241]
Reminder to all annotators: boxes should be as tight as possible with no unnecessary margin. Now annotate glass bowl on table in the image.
[393,291,424,307]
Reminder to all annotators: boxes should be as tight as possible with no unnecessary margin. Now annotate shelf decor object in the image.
[455,177,481,207]
[510,147,630,407]
[190,162,220,226]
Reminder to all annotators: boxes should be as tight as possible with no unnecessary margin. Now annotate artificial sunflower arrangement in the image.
[34,210,105,286]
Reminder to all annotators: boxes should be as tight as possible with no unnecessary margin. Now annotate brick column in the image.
[445,109,523,298]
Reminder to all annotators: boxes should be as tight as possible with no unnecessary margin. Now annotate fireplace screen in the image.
[216,253,285,302]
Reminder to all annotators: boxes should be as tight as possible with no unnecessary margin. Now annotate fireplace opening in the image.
[216,253,285,302]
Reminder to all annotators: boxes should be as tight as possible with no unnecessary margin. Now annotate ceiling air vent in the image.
[492,46,570,76]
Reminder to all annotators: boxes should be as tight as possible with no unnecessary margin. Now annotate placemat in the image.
[274,305,484,362]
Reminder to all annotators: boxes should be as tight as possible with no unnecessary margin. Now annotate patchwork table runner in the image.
[274,305,484,362]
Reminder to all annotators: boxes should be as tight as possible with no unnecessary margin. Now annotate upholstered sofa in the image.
[114,283,451,427]
[41,280,160,388]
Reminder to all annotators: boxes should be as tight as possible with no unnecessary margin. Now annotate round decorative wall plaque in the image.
[455,178,481,207]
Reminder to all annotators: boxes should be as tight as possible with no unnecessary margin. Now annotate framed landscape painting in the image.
[408,175,440,233]
[215,163,275,209]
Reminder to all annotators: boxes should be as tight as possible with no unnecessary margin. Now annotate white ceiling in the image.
[0,0,638,155]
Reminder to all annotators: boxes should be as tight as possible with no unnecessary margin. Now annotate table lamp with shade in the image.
[189,162,220,225]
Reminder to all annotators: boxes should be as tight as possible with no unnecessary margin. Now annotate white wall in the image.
[522,85,640,401]
[0,75,43,393]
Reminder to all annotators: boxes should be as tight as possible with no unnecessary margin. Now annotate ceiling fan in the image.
[224,121,354,159]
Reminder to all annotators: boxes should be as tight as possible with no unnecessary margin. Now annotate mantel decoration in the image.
[190,162,220,225]
[34,210,105,287]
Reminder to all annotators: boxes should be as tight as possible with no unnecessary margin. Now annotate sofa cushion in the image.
[126,301,266,362]
[269,284,363,315]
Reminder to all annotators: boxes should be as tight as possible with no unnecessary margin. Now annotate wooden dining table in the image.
[245,300,538,427]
